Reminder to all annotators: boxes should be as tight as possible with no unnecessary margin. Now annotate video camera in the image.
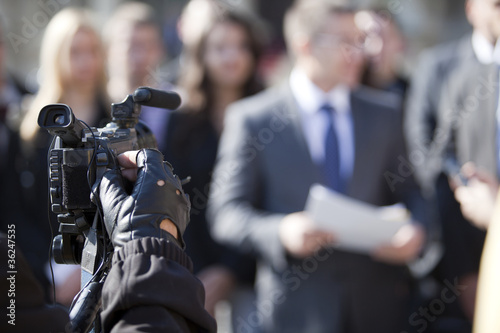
[38,87,180,332]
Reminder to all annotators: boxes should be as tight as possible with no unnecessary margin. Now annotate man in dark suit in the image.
[405,0,500,324]
[208,1,428,332]
[405,0,500,191]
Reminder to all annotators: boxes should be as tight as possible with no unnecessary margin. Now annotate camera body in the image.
[38,87,180,268]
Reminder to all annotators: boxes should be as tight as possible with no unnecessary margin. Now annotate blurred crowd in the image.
[0,0,499,332]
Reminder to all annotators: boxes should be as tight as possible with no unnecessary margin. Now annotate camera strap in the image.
[81,213,101,275]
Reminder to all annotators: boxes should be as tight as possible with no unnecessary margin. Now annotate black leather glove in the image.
[99,149,190,249]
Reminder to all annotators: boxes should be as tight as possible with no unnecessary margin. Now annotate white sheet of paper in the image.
[305,184,411,254]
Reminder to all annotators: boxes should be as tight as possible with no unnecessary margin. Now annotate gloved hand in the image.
[99,149,190,249]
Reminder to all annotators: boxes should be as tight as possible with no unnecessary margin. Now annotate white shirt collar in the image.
[289,68,351,116]
[493,39,500,65]
[472,31,497,64]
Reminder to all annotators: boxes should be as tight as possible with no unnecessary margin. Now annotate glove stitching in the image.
[130,153,148,242]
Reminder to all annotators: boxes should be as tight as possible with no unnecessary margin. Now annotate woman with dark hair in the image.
[161,4,265,324]
[176,6,264,134]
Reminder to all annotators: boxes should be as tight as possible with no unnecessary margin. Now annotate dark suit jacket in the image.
[405,34,476,190]
[208,83,429,333]
[162,110,256,283]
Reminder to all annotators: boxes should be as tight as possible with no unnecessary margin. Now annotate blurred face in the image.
[468,0,500,41]
[361,14,404,77]
[309,13,365,89]
[67,28,103,86]
[127,25,163,80]
[203,21,254,89]
[379,22,404,61]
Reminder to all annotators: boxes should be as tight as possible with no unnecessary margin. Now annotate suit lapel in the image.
[280,83,323,184]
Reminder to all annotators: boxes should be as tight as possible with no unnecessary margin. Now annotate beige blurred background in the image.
[0,0,470,93]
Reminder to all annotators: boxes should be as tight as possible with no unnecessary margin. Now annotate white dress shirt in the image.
[289,68,355,182]
[472,31,500,64]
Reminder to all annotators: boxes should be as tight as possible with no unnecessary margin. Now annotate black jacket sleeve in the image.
[101,237,217,333]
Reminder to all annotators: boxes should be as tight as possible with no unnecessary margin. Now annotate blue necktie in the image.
[321,104,344,193]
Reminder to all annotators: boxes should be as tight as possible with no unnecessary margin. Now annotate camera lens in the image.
[54,114,65,125]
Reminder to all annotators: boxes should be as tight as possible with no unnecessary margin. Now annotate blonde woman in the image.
[21,7,109,141]
[17,7,109,307]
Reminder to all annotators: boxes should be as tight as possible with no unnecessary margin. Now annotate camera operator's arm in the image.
[99,149,216,333]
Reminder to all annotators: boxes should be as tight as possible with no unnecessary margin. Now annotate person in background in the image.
[208,0,430,332]
[162,3,264,327]
[0,16,27,126]
[17,7,110,306]
[0,16,29,232]
[405,0,500,328]
[104,2,173,153]
[360,10,408,100]
[163,0,221,85]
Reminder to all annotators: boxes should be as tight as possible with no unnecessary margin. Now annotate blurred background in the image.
[2,1,495,332]
[0,0,470,94]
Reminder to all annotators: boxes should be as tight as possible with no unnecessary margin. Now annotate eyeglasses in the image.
[314,32,383,57]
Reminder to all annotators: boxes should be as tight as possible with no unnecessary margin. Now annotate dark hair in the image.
[179,7,264,113]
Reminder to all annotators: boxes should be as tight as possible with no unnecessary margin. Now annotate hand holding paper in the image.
[279,212,335,258]
[372,223,425,264]
[305,184,424,263]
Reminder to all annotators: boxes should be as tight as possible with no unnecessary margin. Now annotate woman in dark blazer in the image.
[162,4,265,319]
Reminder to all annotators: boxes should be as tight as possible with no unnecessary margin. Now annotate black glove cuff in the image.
[113,237,193,272]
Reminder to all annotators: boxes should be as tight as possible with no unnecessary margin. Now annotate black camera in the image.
[38,87,181,272]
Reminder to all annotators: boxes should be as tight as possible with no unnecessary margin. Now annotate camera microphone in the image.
[133,87,181,110]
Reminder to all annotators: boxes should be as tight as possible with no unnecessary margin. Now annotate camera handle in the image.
[72,212,107,333]
[81,150,111,276]
[70,257,109,333]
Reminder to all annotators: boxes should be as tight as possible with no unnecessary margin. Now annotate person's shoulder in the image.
[168,108,191,125]
[418,34,473,69]
[230,85,287,112]
[166,108,208,140]
[226,85,290,123]
[352,85,402,113]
